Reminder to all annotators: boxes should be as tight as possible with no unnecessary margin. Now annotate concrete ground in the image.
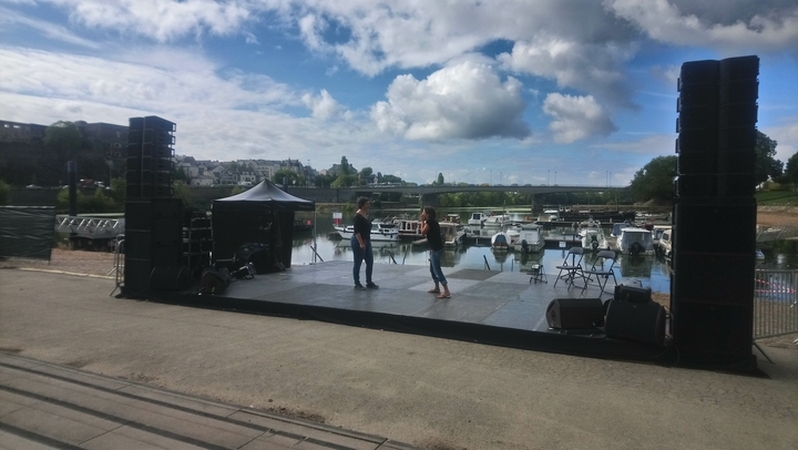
[1,269,797,450]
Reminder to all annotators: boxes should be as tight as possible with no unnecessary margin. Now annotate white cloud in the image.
[301,89,342,120]
[59,0,252,42]
[762,120,798,164]
[543,93,617,143]
[497,37,637,108]
[370,62,529,141]
[0,45,380,167]
[607,0,798,54]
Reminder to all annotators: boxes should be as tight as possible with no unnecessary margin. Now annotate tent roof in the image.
[213,180,315,211]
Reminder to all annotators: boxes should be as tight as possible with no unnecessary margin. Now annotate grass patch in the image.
[756,191,798,205]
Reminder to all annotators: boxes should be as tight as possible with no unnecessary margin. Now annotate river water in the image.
[289,213,674,293]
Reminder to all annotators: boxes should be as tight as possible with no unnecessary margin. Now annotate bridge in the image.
[283,184,626,206]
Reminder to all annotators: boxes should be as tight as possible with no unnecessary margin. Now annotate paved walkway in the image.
[1,268,797,449]
[0,353,413,450]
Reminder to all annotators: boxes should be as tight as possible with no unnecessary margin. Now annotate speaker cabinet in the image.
[671,301,753,357]
[605,300,666,347]
[123,258,151,297]
[613,285,652,303]
[546,298,605,330]
[672,252,755,307]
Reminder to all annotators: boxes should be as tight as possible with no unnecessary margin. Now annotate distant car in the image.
[25,184,42,189]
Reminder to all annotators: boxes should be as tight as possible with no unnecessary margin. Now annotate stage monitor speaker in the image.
[199,267,232,295]
[613,285,652,303]
[546,298,605,330]
[605,300,666,347]
[149,265,192,291]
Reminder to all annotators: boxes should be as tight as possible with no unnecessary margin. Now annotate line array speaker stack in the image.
[126,116,176,199]
[672,56,758,369]
[123,116,183,296]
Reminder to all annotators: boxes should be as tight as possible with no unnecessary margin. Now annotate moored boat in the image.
[467,212,490,226]
[334,220,400,242]
[614,227,655,255]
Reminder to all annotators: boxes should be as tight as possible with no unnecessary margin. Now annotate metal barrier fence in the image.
[753,269,798,340]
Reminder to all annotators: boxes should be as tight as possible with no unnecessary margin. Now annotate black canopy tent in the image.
[211,180,315,270]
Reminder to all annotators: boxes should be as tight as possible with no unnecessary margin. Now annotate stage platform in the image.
[146,261,676,365]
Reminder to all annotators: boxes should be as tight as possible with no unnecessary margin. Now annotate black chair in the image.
[553,247,586,290]
[582,250,618,295]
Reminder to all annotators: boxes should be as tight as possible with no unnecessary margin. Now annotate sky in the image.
[1,1,797,187]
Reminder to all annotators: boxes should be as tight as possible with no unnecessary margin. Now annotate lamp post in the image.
[555,171,557,185]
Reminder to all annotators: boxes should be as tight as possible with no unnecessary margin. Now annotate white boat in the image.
[467,212,489,226]
[441,222,466,246]
[442,213,461,224]
[392,217,423,239]
[490,225,520,251]
[581,228,609,252]
[577,220,608,252]
[659,227,674,258]
[483,213,511,227]
[614,227,655,255]
[536,209,560,223]
[335,221,400,242]
[517,223,545,253]
[651,225,672,255]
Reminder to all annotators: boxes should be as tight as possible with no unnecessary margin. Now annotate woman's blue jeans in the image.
[429,248,447,286]
[351,236,374,285]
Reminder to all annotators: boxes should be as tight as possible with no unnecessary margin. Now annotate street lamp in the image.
[554,171,557,185]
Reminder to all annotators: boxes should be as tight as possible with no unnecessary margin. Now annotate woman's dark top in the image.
[353,213,371,243]
[426,219,444,251]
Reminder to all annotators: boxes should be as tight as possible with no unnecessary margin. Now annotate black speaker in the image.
[671,251,755,307]
[613,285,652,303]
[545,298,605,330]
[671,301,752,356]
[149,266,192,291]
[123,258,151,296]
[199,267,232,295]
[605,300,666,347]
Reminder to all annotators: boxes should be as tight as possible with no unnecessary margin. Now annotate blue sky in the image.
[1,0,797,186]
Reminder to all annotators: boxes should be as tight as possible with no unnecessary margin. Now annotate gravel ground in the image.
[0,248,117,277]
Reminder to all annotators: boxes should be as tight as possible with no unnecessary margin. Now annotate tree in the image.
[436,173,444,185]
[360,166,374,184]
[784,152,798,187]
[755,131,783,186]
[43,121,83,160]
[273,169,300,187]
[340,156,351,175]
[629,155,677,203]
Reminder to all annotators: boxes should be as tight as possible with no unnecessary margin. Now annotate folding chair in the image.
[582,250,618,295]
[553,247,585,290]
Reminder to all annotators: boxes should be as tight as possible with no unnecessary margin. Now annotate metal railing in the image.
[753,269,798,342]
[55,215,124,236]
